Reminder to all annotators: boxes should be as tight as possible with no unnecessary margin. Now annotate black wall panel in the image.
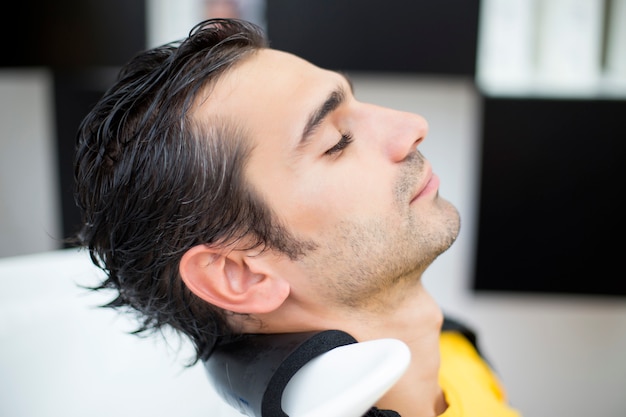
[474,97,626,297]
[266,0,480,75]
[53,70,120,242]
[1,0,145,68]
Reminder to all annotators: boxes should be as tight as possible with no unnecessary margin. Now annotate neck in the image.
[249,280,447,416]
[347,282,447,417]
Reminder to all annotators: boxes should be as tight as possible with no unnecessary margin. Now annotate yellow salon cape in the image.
[438,331,522,417]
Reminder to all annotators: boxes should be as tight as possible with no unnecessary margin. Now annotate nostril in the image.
[413,135,425,150]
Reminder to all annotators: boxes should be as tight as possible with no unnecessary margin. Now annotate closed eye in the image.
[325,132,354,156]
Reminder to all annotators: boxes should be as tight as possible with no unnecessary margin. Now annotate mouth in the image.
[410,165,439,204]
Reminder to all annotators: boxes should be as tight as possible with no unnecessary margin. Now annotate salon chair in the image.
[204,330,410,417]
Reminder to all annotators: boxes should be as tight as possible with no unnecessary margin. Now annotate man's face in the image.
[194,49,460,312]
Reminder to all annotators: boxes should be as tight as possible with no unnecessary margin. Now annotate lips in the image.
[410,165,438,204]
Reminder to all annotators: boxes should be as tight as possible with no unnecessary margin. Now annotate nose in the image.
[364,104,429,162]
[388,110,428,163]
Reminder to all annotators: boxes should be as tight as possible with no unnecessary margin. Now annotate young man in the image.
[74,18,522,417]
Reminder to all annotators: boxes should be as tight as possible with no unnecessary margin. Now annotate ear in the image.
[179,244,290,314]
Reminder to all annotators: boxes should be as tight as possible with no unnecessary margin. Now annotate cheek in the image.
[246,166,337,235]
[286,167,393,235]
[247,146,396,237]
[283,177,347,234]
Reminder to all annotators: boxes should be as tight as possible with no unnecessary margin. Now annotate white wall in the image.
[1,72,625,417]
[0,69,62,257]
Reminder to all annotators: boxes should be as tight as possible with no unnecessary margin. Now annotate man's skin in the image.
[179,49,461,417]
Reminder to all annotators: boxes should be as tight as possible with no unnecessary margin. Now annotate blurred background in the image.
[1,0,625,416]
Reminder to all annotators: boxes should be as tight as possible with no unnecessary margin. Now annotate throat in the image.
[349,283,446,416]
[348,280,444,341]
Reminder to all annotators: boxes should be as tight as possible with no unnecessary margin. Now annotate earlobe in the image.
[179,244,290,314]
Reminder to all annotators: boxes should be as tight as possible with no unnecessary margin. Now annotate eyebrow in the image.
[298,73,354,147]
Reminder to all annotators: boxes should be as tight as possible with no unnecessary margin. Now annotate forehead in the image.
[192,48,346,148]
[214,48,333,98]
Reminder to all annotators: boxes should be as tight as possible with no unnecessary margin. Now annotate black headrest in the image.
[203,330,358,417]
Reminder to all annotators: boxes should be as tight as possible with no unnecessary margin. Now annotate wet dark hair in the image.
[73,18,306,364]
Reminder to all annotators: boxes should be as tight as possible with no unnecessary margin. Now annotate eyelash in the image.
[324,132,354,156]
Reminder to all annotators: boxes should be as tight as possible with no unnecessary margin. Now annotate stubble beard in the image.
[296,153,461,310]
